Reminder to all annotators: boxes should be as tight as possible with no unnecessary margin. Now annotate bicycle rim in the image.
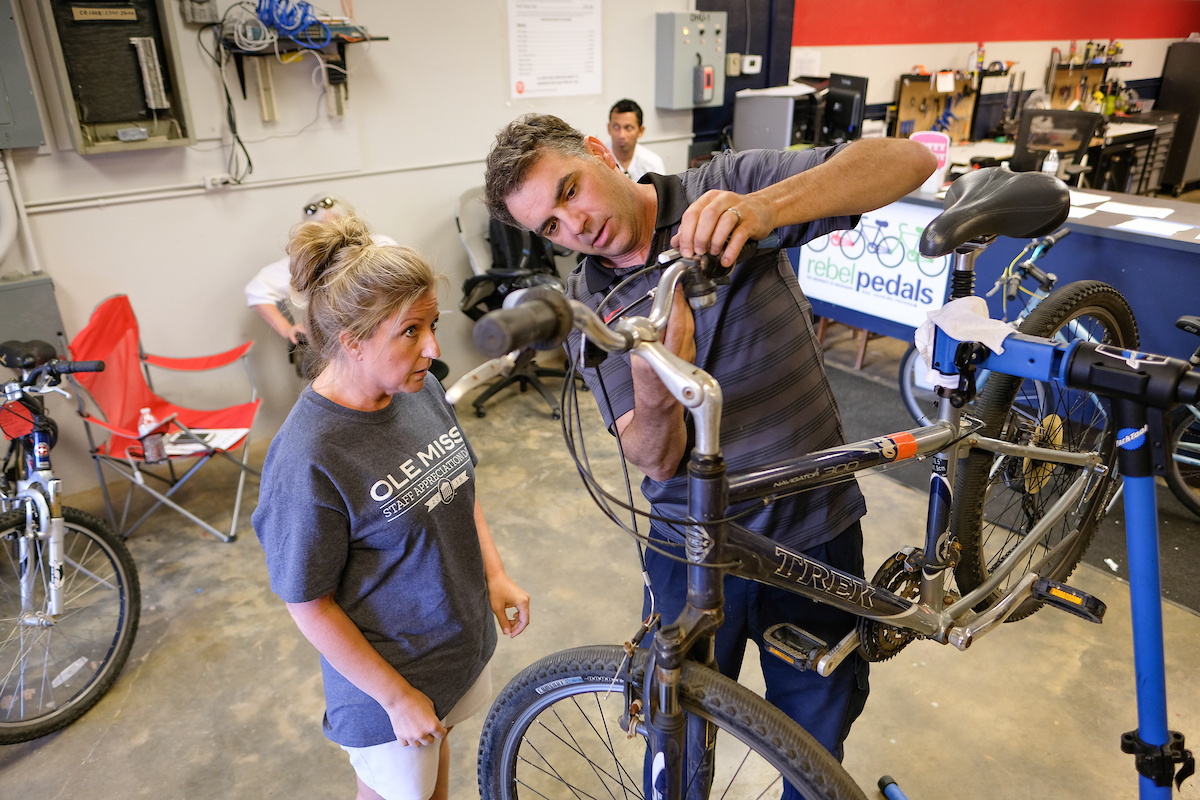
[0,508,140,743]
[1166,404,1200,519]
[952,281,1138,619]
[478,645,866,800]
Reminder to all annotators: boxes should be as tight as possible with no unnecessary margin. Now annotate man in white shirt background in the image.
[607,99,665,182]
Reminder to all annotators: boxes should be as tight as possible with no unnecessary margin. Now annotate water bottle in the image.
[1042,148,1060,178]
[138,407,167,463]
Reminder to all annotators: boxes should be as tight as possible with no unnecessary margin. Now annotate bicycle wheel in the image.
[478,645,866,800]
[1166,404,1200,519]
[898,344,938,426]
[876,236,904,268]
[0,507,140,743]
[952,281,1137,620]
[838,228,865,260]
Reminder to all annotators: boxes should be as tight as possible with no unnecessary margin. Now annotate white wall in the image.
[3,0,697,492]
[790,39,1180,106]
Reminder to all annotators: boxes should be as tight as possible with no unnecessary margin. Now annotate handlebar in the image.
[49,360,105,376]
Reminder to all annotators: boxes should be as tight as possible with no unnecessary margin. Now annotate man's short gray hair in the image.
[484,114,589,229]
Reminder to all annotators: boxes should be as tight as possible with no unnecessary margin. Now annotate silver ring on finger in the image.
[725,207,742,225]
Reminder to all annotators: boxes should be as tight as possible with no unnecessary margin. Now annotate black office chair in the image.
[1009,109,1104,183]
[455,187,581,420]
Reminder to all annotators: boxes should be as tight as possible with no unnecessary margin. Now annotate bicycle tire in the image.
[952,281,1138,620]
[877,236,905,268]
[478,644,866,800]
[1166,404,1200,519]
[838,229,865,260]
[898,344,938,427]
[0,507,140,743]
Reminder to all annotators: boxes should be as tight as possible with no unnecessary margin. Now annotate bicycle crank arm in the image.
[816,628,862,677]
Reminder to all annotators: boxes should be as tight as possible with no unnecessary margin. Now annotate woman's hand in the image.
[487,573,531,638]
[386,687,448,748]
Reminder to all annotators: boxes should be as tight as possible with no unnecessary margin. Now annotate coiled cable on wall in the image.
[256,0,331,49]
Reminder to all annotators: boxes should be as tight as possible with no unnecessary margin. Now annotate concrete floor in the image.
[3,353,1199,800]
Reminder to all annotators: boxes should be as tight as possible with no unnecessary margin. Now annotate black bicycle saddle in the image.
[0,340,57,370]
[919,168,1070,258]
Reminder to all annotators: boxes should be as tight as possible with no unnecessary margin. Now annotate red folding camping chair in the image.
[68,295,261,543]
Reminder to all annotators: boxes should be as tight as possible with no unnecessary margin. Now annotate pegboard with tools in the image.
[894,73,975,142]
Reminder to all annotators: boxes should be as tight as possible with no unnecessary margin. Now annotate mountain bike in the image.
[0,341,140,744]
[454,168,1193,799]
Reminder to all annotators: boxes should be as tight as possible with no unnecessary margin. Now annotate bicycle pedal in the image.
[764,623,827,672]
[1032,578,1106,623]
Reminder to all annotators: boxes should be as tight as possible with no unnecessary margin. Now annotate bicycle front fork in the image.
[14,466,64,622]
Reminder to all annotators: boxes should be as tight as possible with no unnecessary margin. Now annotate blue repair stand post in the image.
[878,775,909,800]
[1114,400,1194,798]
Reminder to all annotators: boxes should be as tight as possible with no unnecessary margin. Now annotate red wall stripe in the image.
[793,3,1200,47]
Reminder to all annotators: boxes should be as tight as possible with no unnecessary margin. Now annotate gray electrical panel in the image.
[32,0,194,155]
[0,0,45,149]
[655,11,727,110]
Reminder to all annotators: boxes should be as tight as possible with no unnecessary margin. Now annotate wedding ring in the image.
[726,207,742,224]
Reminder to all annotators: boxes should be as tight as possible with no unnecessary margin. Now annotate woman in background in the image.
[253,215,530,800]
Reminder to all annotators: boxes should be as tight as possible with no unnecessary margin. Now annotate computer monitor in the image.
[822,74,868,145]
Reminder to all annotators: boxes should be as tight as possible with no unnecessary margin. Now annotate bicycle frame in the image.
[579,247,1116,798]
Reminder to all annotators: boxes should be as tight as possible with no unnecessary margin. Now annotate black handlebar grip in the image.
[472,288,573,357]
[1178,370,1200,407]
[1041,227,1071,250]
[55,360,105,374]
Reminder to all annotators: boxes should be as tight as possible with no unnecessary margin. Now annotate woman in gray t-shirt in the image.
[253,215,530,800]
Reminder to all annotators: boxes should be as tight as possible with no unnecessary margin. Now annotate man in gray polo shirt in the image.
[483,114,935,779]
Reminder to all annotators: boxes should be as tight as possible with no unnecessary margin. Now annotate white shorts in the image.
[341,667,492,800]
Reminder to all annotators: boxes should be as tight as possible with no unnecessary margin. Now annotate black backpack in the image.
[461,219,563,321]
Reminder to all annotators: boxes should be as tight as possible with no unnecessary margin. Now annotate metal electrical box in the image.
[0,0,45,148]
[31,0,194,155]
[655,11,727,110]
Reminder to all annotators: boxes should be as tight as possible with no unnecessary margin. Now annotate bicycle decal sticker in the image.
[1117,425,1148,451]
[877,431,919,461]
[773,547,884,611]
[535,676,584,694]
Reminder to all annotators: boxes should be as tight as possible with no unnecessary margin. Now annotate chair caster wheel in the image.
[552,411,561,420]
[475,407,487,418]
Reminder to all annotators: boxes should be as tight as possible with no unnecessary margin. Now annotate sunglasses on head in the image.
[304,197,336,216]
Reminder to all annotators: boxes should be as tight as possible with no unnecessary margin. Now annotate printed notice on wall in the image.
[508,0,601,99]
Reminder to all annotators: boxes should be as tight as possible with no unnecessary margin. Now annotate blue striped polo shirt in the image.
[564,147,867,552]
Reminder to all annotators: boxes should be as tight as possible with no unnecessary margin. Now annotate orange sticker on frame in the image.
[891,432,918,460]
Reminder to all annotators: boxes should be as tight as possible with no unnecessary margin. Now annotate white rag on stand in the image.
[914,296,1017,389]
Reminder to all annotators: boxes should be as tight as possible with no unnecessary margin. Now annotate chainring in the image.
[858,552,923,662]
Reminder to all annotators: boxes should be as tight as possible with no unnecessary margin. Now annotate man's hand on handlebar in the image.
[672,189,772,268]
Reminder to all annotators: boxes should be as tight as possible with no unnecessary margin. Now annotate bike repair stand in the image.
[1108,391,1195,797]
